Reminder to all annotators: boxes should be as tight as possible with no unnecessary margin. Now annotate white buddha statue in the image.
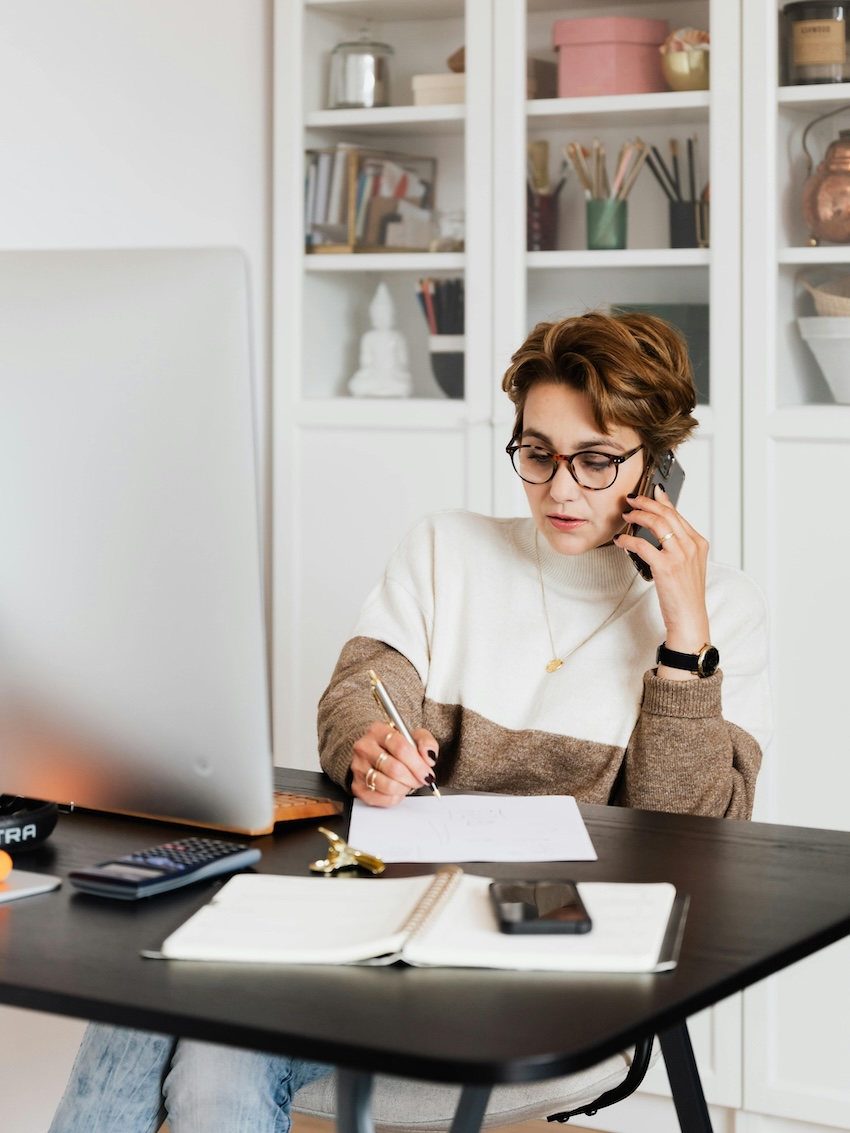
[348,282,413,397]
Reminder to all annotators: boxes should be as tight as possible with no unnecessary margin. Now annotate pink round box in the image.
[553,16,668,98]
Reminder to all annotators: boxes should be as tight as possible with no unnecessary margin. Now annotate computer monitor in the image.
[0,248,278,835]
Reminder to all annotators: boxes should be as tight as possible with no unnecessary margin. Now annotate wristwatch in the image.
[656,641,720,678]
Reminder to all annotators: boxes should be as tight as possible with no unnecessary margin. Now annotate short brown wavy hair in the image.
[502,310,698,465]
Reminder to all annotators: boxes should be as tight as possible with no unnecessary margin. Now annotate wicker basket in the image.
[800,272,850,317]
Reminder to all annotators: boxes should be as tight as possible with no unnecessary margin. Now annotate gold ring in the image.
[375,751,388,772]
[384,731,394,747]
[365,767,378,791]
[660,531,675,543]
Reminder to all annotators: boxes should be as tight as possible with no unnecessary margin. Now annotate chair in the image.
[293,1034,657,1133]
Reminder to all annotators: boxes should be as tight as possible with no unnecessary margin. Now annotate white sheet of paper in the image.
[348,795,597,863]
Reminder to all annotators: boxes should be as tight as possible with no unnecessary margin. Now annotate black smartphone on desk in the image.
[489,880,592,934]
[627,449,685,581]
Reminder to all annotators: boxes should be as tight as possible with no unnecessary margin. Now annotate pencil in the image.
[566,143,593,197]
[610,141,633,199]
[617,142,649,201]
[599,142,610,198]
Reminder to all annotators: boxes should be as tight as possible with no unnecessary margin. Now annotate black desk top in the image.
[3,769,850,1086]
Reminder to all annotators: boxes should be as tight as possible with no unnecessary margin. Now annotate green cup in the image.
[586,199,627,251]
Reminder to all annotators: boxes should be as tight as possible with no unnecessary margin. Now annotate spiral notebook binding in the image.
[399,865,464,943]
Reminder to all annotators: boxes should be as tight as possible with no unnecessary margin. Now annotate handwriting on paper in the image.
[348,795,597,863]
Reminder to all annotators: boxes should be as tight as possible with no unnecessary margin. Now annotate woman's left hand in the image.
[615,485,711,674]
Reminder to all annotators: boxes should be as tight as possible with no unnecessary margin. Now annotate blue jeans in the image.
[48,1022,332,1133]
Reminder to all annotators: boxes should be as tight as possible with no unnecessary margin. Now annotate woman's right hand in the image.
[350,722,438,808]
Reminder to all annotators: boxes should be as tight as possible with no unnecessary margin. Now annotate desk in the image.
[3,769,850,1133]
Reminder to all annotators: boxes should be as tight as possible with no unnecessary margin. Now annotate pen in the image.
[650,144,679,200]
[645,149,676,201]
[670,139,682,200]
[368,669,441,797]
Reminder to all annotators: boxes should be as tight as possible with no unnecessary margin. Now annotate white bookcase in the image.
[274,2,848,1129]
[741,4,850,1132]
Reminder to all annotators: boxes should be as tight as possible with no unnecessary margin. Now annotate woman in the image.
[49,311,771,1133]
[320,310,769,815]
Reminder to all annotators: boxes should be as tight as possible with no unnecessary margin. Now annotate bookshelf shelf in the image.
[304,251,465,271]
[527,90,710,129]
[527,249,710,270]
[307,0,464,18]
[778,82,850,108]
[294,396,469,427]
[779,246,850,265]
[306,105,465,136]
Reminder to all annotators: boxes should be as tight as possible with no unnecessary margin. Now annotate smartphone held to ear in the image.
[489,880,592,934]
[627,450,685,581]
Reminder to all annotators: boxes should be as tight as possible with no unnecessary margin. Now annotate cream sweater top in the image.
[318,511,772,819]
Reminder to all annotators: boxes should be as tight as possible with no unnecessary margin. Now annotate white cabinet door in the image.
[742,439,850,1128]
[275,416,491,769]
[742,1,850,1126]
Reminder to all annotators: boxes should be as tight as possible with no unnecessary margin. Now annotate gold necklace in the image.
[535,530,637,673]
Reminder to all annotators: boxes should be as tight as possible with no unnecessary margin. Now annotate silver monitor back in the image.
[0,248,275,834]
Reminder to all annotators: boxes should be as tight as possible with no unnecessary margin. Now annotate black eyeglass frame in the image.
[505,441,645,489]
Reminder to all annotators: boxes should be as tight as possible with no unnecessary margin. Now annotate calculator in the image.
[68,836,262,900]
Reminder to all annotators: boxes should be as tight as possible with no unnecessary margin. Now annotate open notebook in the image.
[143,866,688,973]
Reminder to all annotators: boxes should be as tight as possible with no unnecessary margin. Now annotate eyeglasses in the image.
[506,442,644,490]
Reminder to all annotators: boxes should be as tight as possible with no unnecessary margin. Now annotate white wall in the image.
[0,2,271,1128]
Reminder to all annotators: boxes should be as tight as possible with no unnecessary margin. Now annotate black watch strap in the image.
[656,641,720,678]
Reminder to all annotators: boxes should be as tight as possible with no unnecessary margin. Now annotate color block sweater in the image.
[318,511,772,819]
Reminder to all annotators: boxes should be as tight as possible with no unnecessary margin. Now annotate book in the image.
[303,156,317,242]
[143,866,686,973]
[312,151,333,227]
[326,143,355,226]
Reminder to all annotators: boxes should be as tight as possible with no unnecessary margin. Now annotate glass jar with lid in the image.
[328,29,393,109]
[784,3,850,84]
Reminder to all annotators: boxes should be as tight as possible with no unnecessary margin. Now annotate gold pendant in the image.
[546,658,563,673]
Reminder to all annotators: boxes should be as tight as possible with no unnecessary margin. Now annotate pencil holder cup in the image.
[429,335,464,399]
[669,200,709,248]
[527,191,559,251]
[586,199,627,251]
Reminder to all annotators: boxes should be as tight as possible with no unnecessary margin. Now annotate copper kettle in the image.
[801,106,850,245]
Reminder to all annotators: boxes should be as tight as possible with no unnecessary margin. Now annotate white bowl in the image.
[797,317,850,403]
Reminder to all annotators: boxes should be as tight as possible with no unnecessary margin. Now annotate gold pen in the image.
[368,669,441,797]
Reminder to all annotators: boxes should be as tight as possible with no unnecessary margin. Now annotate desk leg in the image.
[450,1085,492,1133]
[336,1068,376,1133]
[659,1022,713,1133]
[334,1072,492,1133]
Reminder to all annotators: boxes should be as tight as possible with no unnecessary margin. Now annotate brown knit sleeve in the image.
[317,636,427,790]
[613,669,763,819]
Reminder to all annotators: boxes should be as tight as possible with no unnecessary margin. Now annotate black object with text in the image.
[628,449,686,581]
[489,880,592,934]
[69,836,261,900]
